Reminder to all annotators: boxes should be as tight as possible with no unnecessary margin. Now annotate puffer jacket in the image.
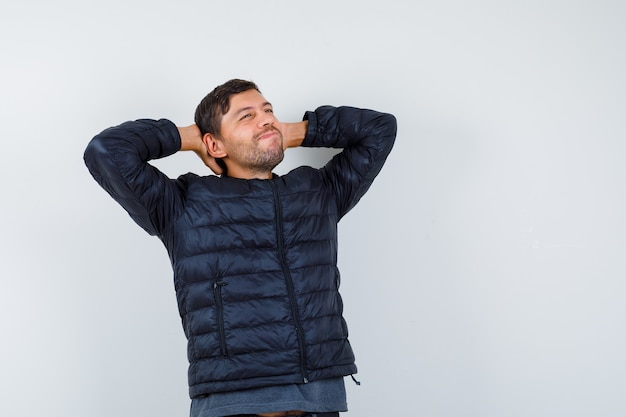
[84,105,397,398]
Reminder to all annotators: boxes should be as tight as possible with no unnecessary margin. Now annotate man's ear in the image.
[203,133,227,159]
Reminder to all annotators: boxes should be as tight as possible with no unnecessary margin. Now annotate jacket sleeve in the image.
[302,106,397,219]
[83,118,185,236]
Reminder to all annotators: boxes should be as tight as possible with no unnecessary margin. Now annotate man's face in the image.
[218,89,284,178]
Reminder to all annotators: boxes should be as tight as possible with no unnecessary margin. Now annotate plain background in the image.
[1,1,625,416]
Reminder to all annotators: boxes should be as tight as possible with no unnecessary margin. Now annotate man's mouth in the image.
[256,128,279,141]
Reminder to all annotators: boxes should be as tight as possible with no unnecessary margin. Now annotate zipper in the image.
[213,281,229,357]
[269,180,309,383]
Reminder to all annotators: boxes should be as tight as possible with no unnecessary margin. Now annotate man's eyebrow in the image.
[232,102,273,117]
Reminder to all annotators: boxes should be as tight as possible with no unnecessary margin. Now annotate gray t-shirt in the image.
[190,378,348,417]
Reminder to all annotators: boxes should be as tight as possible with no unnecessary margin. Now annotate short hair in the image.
[194,79,260,136]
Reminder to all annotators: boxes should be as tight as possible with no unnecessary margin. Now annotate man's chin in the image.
[266,150,285,171]
[261,138,284,156]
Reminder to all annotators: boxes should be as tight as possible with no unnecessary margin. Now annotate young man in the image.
[84,79,396,417]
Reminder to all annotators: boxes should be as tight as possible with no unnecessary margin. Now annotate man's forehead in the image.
[229,89,271,109]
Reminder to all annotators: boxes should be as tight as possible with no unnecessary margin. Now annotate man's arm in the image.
[178,123,223,174]
[84,119,188,236]
[281,121,308,150]
[301,106,397,218]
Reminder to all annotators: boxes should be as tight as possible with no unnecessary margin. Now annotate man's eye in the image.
[265,108,273,113]
[241,114,252,120]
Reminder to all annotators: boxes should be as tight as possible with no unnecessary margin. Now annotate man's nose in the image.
[258,112,275,128]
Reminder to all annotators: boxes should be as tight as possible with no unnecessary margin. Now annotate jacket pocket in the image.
[213,281,229,357]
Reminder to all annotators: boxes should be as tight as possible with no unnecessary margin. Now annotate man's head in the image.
[195,79,284,179]
[195,79,260,137]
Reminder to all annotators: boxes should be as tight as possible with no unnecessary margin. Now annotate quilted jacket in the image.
[84,105,397,398]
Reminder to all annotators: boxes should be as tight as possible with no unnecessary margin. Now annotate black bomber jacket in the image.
[84,105,397,398]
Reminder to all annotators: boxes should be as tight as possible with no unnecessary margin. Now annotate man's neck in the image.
[224,167,274,180]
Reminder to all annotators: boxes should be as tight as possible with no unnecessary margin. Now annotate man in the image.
[84,79,396,417]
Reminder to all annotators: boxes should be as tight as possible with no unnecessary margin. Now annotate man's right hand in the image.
[178,124,224,175]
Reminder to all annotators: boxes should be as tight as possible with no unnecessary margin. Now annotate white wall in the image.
[2,1,625,416]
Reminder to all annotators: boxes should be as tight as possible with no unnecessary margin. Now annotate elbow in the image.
[383,112,398,139]
[83,135,105,170]
[377,112,397,152]
[83,133,117,181]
